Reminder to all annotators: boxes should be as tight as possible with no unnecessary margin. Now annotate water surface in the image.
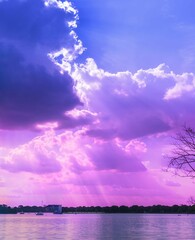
[0,213,194,239]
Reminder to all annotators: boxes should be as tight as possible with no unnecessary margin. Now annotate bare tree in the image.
[166,125,195,178]
[187,196,195,205]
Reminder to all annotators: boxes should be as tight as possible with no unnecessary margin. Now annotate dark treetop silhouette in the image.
[1,204,195,214]
[166,125,195,178]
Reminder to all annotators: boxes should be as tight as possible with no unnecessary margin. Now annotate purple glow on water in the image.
[0,214,195,239]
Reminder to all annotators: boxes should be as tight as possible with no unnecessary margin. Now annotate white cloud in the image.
[164,72,195,100]
[44,0,78,15]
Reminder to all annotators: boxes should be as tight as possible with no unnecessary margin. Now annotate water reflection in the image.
[0,214,195,239]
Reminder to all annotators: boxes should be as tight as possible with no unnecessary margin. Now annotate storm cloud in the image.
[0,0,83,130]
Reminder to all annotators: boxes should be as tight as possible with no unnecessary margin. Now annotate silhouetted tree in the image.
[166,126,195,178]
[187,196,195,205]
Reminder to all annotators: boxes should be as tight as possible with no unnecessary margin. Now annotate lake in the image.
[0,213,195,239]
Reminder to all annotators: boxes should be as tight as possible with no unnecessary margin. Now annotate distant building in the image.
[46,205,62,214]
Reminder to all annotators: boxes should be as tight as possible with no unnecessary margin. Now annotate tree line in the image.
[1,204,195,214]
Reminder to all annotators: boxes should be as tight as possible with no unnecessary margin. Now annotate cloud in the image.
[86,142,146,172]
[0,0,85,130]
[0,132,62,174]
[0,0,79,56]
[164,72,195,100]
[70,59,195,140]
[1,0,195,206]
[0,129,146,174]
[0,43,83,130]
[3,0,194,137]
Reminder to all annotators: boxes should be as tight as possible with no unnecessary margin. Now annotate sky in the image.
[0,0,195,207]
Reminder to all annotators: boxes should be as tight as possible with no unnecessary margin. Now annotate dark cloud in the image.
[118,115,171,139]
[87,142,146,172]
[0,0,74,52]
[0,43,81,129]
[86,115,170,140]
[86,128,116,139]
[0,0,84,130]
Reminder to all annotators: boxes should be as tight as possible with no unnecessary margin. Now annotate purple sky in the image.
[0,0,195,207]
